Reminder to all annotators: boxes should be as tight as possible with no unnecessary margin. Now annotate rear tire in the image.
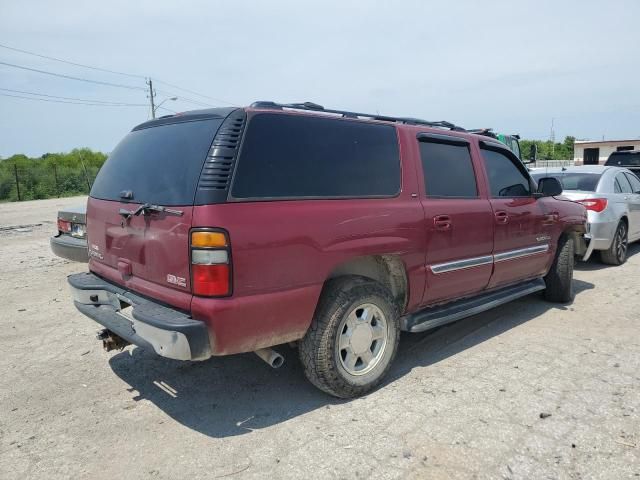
[600,221,628,265]
[544,236,575,303]
[299,277,400,398]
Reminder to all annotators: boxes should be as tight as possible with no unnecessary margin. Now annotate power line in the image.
[155,89,213,107]
[153,79,238,106]
[0,87,145,105]
[1,43,238,106]
[0,92,147,107]
[0,60,147,91]
[0,42,147,79]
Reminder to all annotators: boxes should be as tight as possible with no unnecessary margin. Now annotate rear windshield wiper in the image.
[119,203,184,220]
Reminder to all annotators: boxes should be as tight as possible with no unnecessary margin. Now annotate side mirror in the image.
[536,177,563,197]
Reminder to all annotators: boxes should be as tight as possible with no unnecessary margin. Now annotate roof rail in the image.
[250,101,466,131]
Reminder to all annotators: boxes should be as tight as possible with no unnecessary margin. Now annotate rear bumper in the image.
[582,220,617,260]
[68,272,211,361]
[50,234,88,262]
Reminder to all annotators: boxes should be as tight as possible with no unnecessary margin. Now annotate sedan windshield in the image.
[531,172,601,192]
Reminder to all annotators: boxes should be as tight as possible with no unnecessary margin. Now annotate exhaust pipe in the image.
[254,348,285,368]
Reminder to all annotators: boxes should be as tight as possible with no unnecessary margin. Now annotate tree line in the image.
[0,148,106,202]
[519,136,576,161]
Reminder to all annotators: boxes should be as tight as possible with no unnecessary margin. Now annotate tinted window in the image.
[91,119,222,205]
[625,172,640,193]
[232,114,400,198]
[606,152,640,166]
[419,141,477,197]
[616,173,633,193]
[530,172,600,192]
[481,148,531,197]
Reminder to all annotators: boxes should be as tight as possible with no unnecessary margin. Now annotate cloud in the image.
[1,0,639,156]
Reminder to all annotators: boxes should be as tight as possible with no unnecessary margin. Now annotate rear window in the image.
[231,113,400,199]
[606,152,640,166]
[531,172,600,191]
[91,119,223,205]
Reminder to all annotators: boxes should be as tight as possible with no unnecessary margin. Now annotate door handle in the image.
[494,211,509,224]
[433,214,452,231]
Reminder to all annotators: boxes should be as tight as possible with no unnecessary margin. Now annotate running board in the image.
[401,278,546,333]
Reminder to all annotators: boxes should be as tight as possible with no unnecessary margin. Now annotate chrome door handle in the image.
[433,214,452,231]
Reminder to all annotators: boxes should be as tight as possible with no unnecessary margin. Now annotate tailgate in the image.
[86,115,226,310]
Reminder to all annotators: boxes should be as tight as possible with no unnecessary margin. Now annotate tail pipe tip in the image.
[254,348,285,369]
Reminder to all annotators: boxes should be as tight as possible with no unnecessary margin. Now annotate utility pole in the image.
[147,78,156,119]
[550,118,556,158]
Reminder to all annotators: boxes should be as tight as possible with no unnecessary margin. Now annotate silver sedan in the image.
[531,165,640,265]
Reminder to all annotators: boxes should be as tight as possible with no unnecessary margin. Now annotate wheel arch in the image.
[326,255,409,313]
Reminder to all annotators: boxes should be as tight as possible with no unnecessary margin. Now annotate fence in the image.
[531,159,574,169]
[0,163,100,202]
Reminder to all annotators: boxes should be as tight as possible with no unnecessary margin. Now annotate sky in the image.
[1,0,639,157]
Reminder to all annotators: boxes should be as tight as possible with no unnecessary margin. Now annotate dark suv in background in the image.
[68,102,586,398]
[605,150,640,177]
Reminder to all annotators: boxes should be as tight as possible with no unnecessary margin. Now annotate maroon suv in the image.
[68,102,587,398]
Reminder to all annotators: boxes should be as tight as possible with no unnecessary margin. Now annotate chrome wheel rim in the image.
[616,224,628,262]
[336,303,388,376]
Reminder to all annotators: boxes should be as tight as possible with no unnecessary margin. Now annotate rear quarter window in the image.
[231,113,400,199]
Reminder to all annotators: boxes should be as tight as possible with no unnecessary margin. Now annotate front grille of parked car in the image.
[195,109,246,204]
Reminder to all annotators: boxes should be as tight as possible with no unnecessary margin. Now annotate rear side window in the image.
[481,147,531,197]
[625,172,640,193]
[419,140,477,197]
[231,113,400,199]
[91,119,222,205]
[616,173,633,193]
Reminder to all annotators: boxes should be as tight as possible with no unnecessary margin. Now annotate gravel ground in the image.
[0,196,639,480]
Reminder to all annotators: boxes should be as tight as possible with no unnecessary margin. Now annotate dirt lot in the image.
[0,196,638,480]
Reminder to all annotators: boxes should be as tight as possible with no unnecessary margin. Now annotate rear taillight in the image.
[190,230,231,297]
[576,198,608,212]
[57,218,72,233]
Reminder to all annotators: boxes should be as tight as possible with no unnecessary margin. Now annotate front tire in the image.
[544,236,575,303]
[299,277,400,398]
[600,221,628,265]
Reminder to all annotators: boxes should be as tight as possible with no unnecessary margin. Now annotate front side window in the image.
[481,147,532,197]
[231,113,400,199]
[419,140,477,197]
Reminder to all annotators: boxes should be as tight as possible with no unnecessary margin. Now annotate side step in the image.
[401,278,546,333]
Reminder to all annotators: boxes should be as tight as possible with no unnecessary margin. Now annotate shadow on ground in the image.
[108,279,594,438]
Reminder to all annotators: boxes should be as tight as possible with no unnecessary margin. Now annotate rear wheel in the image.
[299,277,399,398]
[600,221,628,265]
[544,236,575,303]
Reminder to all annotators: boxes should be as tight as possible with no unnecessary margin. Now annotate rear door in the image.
[620,172,640,240]
[417,133,494,305]
[479,143,552,289]
[87,115,225,310]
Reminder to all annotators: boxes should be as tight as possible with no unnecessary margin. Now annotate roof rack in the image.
[250,101,466,131]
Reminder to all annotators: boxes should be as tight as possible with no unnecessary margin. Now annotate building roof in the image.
[574,139,640,146]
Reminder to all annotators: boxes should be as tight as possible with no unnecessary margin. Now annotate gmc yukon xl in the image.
[68,102,587,398]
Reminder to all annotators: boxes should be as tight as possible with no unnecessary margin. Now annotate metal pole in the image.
[147,78,156,119]
[14,163,21,201]
[53,164,59,197]
[78,153,92,192]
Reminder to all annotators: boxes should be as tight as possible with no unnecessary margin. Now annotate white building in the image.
[574,139,640,165]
